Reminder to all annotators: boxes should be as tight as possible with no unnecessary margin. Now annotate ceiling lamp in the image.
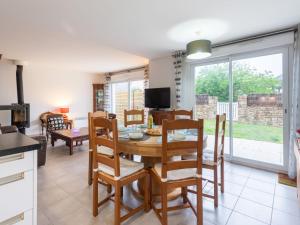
[186,39,212,60]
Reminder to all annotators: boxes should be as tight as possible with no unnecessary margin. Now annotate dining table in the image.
[117,128,208,200]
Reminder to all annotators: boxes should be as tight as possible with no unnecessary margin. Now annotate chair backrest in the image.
[46,114,65,131]
[90,117,120,177]
[213,114,226,162]
[124,109,144,127]
[172,109,193,120]
[88,111,108,149]
[161,118,204,180]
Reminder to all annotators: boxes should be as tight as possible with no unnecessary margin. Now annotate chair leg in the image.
[88,151,93,185]
[161,183,168,225]
[214,166,218,207]
[181,187,188,204]
[144,173,150,212]
[196,178,203,225]
[221,159,225,193]
[107,184,112,193]
[114,183,121,225]
[93,172,99,217]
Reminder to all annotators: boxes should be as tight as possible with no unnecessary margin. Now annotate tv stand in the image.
[151,110,173,125]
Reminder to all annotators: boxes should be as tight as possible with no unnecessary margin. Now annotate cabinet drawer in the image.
[0,171,34,223]
[0,151,34,178]
[0,210,33,225]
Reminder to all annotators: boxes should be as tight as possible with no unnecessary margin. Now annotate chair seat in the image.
[153,163,198,181]
[97,145,114,156]
[182,148,222,166]
[98,157,144,179]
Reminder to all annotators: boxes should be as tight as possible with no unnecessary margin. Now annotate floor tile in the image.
[207,191,239,210]
[224,181,244,196]
[271,208,300,225]
[225,172,248,186]
[234,198,272,224]
[203,199,232,225]
[273,196,300,217]
[245,178,275,194]
[275,183,298,201]
[240,187,274,207]
[227,212,268,225]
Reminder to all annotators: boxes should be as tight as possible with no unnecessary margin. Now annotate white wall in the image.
[148,56,175,107]
[0,62,102,134]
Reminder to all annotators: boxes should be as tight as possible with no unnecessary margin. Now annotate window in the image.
[111,80,144,124]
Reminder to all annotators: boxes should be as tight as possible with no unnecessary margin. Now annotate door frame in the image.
[190,45,292,172]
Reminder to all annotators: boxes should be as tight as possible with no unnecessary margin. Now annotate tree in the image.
[195,63,281,102]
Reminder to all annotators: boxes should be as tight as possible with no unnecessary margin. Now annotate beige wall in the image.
[0,62,102,134]
[148,56,175,108]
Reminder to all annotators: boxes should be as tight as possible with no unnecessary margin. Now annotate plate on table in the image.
[172,133,186,141]
[145,128,162,136]
[119,126,130,133]
[128,132,144,140]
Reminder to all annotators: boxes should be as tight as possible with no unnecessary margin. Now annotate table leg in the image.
[133,156,181,201]
[51,135,55,147]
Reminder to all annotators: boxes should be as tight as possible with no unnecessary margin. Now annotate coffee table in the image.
[51,127,89,155]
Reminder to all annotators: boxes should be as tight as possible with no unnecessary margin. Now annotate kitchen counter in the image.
[0,132,39,224]
[0,133,40,157]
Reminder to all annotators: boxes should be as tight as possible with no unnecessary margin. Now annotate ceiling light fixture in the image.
[186,39,212,60]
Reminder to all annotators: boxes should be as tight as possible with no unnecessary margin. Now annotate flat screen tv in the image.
[145,87,170,109]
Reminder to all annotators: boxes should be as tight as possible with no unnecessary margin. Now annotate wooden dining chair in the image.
[91,117,150,225]
[150,119,204,225]
[172,109,193,120]
[88,111,113,187]
[186,114,226,207]
[124,109,144,127]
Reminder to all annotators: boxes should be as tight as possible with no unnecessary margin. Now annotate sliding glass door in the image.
[193,47,289,170]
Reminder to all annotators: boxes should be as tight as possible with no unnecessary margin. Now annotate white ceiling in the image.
[0,0,300,73]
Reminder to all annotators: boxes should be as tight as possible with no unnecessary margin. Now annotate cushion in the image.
[47,117,64,131]
[153,163,199,181]
[181,148,222,166]
[97,157,144,179]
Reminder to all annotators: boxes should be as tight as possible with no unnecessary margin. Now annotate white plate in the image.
[129,132,144,140]
[172,133,186,141]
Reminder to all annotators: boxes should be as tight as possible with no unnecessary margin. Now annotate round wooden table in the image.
[117,134,208,200]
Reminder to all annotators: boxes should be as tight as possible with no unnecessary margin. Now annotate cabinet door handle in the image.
[0,213,24,225]
[0,153,24,164]
[0,172,24,186]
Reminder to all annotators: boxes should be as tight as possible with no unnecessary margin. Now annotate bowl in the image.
[129,132,144,140]
[172,133,186,141]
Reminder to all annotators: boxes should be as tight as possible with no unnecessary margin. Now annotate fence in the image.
[217,102,238,121]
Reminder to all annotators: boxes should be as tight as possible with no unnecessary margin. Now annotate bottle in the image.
[148,114,153,129]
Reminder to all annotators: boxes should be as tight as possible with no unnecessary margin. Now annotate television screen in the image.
[145,87,170,109]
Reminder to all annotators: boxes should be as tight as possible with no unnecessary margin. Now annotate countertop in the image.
[0,133,41,157]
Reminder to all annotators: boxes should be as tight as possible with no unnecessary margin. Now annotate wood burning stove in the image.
[0,64,30,134]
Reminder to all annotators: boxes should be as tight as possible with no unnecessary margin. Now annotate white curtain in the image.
[289,25,300,178]
[173,51,185,108]
[104,73,112,113]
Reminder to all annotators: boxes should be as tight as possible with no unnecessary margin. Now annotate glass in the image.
[194,62,230,154]
[232,53,284,165]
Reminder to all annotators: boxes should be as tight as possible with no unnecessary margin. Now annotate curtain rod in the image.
[108,65,147,76]
[212,26,297,49]
[172,26,297,57]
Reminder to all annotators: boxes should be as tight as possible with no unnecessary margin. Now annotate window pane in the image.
[194,62,230,154]
[232,53,283,165]
[112,82,128,124]
[130,80,144,109]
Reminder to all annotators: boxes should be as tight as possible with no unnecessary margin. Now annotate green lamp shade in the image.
[186,40,212,60]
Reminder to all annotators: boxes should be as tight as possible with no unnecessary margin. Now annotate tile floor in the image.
[38,141,300,225]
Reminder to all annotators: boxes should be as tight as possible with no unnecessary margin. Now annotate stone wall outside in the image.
[194,95,283,127]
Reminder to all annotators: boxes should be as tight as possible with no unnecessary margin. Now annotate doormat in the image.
[278,173,297,187]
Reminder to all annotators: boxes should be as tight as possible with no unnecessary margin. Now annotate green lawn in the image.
[204,120,283,144]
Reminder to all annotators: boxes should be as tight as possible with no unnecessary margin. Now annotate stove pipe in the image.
[16,65,24,105]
